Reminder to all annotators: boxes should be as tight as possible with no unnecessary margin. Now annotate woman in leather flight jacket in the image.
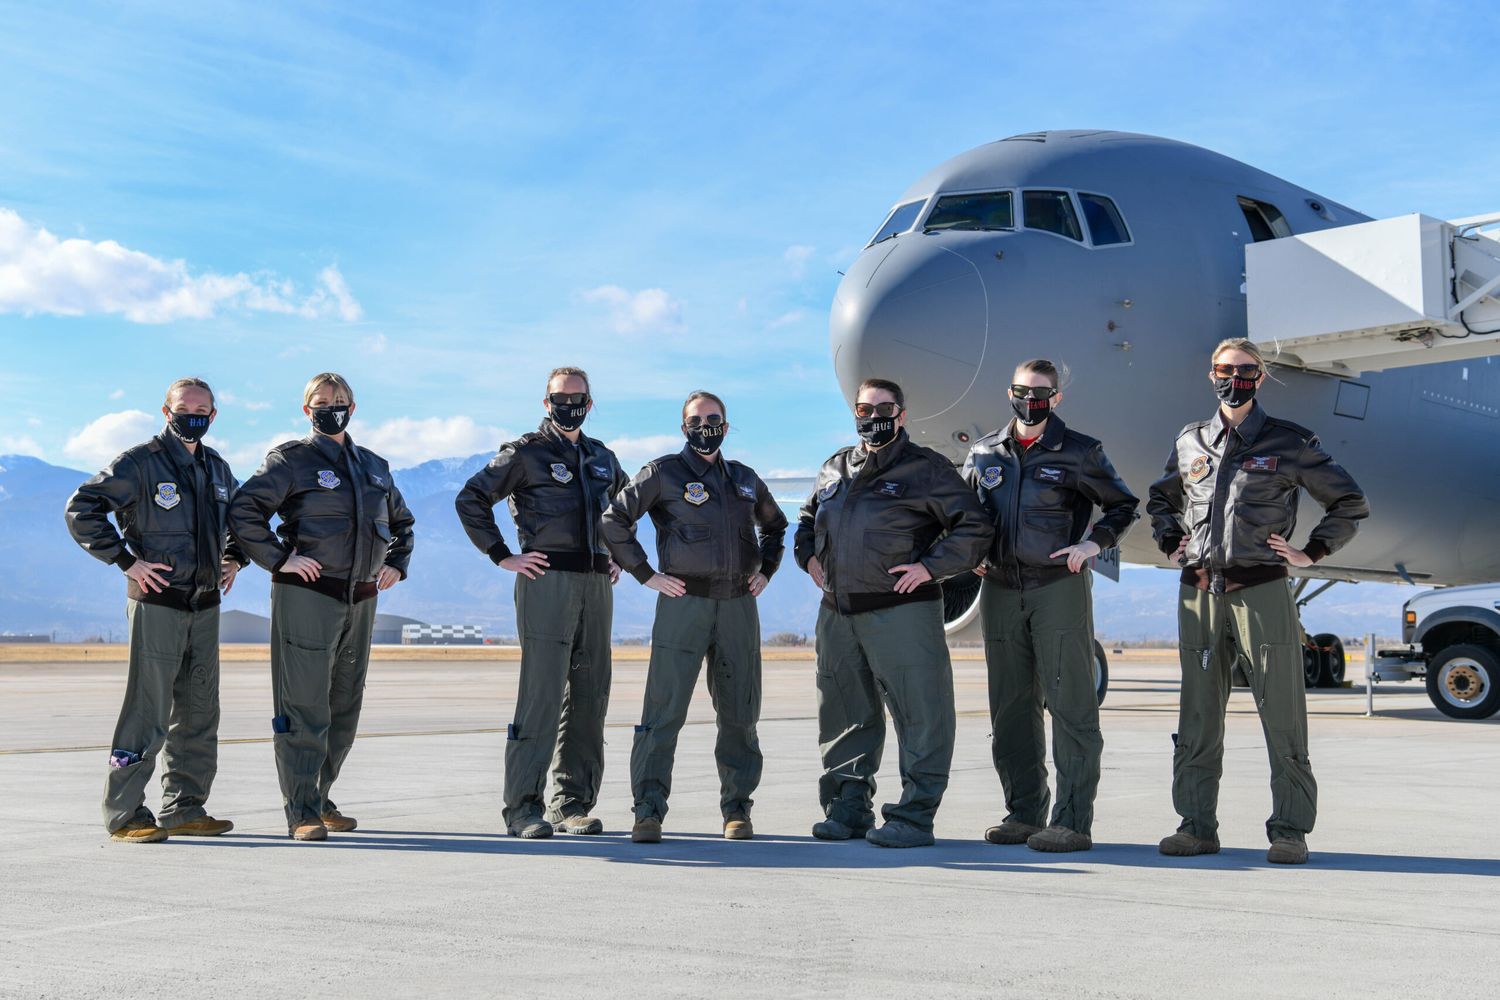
[961,358,1138,854]
[228,372,415,841]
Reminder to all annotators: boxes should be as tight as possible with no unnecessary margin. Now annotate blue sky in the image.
[1,0,1493,477]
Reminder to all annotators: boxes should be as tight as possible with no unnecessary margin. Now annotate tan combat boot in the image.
[631,817,663,843]
[723,818,753,840]
[1027,825,1093,853]
[320,810,358,833]
[165,816,234,837]
[291,820,328,841]
[110,821,168,844]
[1267,838,1309,865]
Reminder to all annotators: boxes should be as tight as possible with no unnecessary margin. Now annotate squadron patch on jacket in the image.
[550,463,574,484]
[816,480,840,502]
[736,483,757,500]
[317,470,341,490]
[153,482,181,510]
[1187,456,1212,482]
[1035,467,1065,483]
[1242,455,1279,473]
[684,482,709,505]
[876,480,907,498]
[979,466,1003,490]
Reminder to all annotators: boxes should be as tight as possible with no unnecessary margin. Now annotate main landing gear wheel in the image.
[1306,633,1345,688]
[1092,641,1110,706]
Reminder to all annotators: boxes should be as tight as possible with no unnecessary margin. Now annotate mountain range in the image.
[0,451,1415,642]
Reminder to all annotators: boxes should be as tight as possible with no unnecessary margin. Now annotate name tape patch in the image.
[1242,456,1279,473]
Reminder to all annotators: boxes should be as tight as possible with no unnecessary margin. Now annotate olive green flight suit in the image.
[506,568,613,828]
[815,599,956,833]
[631,593,762,822]
[981,569,1102,835]
[104,600,223,832]
[1174,579,1317,843]
[269,582,377,829]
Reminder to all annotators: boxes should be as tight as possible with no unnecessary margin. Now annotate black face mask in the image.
[684,423,726,456]
[1010,394,1051,427]
[550,399,590,432]
[1213,376,1258,408]
[856,416,899,449]
[168,412,211,444]
[310,405,351,436]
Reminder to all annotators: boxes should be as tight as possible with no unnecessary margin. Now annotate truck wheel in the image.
[1093,640,1110,706]
[1309,633,1345,687]
[1425,644,1500,719]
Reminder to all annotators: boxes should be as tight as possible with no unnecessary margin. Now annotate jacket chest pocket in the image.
[1026,463,1075,510]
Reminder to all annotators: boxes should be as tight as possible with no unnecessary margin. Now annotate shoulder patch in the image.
[1187,455,1212,482]
[979,466,1003,490]
[549,463,574,484]
[153,483,180,510]
[684,481,709,505]
[316,469,341,489]
[816,479,840,502]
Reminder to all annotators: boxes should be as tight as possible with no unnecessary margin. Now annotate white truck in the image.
[1369,584,1500,719]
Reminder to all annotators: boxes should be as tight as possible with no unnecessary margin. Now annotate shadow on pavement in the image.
[170,830,1500,876]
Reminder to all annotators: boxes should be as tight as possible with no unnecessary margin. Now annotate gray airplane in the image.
[829,129,1500,681]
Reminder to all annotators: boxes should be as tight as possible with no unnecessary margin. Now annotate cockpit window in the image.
[923,191,1014,232]
[869,200,926,245]
[1022,190,1083,242]
[1079,193,1130,245]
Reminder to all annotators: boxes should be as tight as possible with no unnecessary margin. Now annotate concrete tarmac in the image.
[0,650,1495,999]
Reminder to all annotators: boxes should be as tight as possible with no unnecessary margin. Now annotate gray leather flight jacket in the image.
[228,432,415,603]
[65,429,245,611]
[601,445,789,599]
[455,419,630,575]
[961,415,1139,591]
[795,430,993,615]
[1146,402,1369,593]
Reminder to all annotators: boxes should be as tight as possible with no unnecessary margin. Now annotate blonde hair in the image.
[303,372,355,407]
[546,366,591,394]
[165,377,215,408]
[1211,338,1265,366]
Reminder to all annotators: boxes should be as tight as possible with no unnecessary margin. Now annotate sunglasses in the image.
[683,413,725,428]
[854,402,902,419]
[1010,384,1059,400]
[1211,364,1262,379]
[548,392,589,407]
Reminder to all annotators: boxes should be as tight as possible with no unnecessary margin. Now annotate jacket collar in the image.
[855,429,909,476]
[307,431,353,465]
[1003,414,1067,453]
[537,418,592,456]
[1210,401,1267,447]
[154,428,201,473]
[679,443,722,478]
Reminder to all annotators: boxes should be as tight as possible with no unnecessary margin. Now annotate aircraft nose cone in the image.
[830,239,988,421]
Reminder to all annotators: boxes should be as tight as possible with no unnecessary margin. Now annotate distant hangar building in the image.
[220,610,436,645]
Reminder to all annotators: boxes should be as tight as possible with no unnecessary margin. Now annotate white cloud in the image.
[767,309,809,330]
[363,332,388,354]
[783,244,815,277]
[217,390,273,412]
[0,433,44,457]
[766,467,816,479]
[356,415,509,467]
[108,388,125,400]
[605,433,683,471]
[579,285,683,335]
[0,208,362,324]
[62,410,159,467]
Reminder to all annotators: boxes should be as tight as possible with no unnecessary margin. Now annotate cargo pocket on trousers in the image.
[1050,628,1092,708]
[188,664,215,725]
[714,657,758,725]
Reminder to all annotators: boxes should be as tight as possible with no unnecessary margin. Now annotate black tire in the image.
[1425,644,1500,720]
[1302,643,1327,688]
[1092,640,1109,706]
[1309,632,1344,688]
